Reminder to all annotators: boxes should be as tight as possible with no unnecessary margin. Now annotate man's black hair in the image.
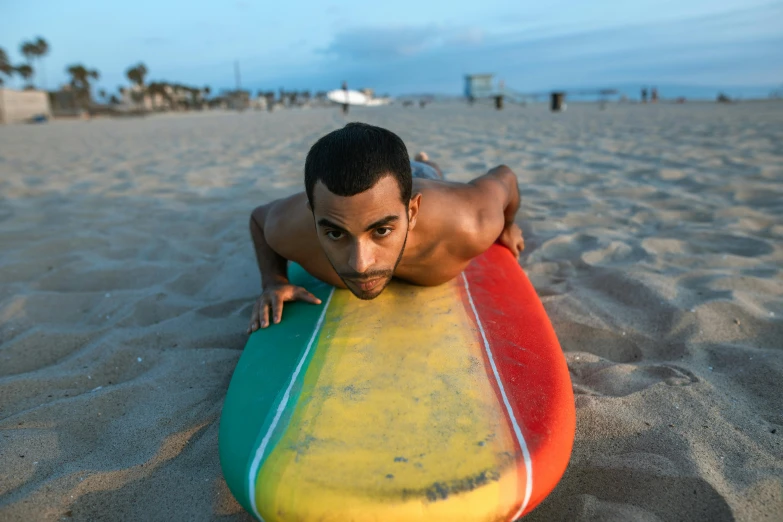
[304,122,412,209]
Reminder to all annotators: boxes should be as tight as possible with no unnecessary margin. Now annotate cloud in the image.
[323,24,486,61]
[242,1,783,95]
[447,28,484,46]
[324,26,439,61]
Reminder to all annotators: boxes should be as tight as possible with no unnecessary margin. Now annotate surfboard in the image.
[219,244,575,521]
[327,89,368,106]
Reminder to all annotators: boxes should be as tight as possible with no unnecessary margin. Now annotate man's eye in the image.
[375,227,392,237]
[326,230,344,240]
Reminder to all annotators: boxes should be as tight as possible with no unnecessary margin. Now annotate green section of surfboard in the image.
[218,263,333,513]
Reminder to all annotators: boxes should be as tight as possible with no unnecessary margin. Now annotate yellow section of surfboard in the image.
[253,278,523,521]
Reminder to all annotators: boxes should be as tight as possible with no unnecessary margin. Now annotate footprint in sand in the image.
[529,456,732,522]
[691,232,773,257]
[531,233,600,264]
[569,356,698,397]
[581,240,646,267]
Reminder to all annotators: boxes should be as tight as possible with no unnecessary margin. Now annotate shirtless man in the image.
[247,122,524,332]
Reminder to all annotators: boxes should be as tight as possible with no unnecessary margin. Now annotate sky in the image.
[1,0,782,98]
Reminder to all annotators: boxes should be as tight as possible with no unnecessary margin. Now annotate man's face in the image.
[311,175,419,300]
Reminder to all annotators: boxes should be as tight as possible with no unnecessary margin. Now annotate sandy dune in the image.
[1,102,781,521]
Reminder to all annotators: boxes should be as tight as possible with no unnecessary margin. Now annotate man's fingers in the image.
[295,288,322,305]
[248,301,260,333]
[272,296,283,324]
[251,287,321,331]
[260,300,270,328]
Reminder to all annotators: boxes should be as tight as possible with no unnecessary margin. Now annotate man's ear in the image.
[408,193,422,230]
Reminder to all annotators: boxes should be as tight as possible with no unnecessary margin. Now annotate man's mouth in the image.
[351,277,383,292]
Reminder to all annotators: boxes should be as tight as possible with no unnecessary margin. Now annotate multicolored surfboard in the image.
[219,244,575,521]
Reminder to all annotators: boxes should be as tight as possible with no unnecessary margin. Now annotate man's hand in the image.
[498,223,525,258]
[247,284,322,333]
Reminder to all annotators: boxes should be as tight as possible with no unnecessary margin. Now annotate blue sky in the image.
[1,0,781,98]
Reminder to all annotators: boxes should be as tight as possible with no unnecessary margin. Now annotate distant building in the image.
[49,88,82,117]
[251,94,267,111]
[120,84,205,111]
[0,88,52,124]
[225,90,250,111]
[121,85,165,110]
[464,74,494,99]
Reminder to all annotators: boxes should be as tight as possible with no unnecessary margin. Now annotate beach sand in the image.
[1,102,781,521]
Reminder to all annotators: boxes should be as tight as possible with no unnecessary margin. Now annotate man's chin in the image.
[349,286,385,300]
[346,278,390,300]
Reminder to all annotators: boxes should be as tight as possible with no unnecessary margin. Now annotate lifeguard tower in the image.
[464,74,494,100]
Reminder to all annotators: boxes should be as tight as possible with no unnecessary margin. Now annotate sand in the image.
[1,102,781,521]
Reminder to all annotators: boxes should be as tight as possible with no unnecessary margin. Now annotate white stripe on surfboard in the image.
[462,273,533,519]
[248,288,335,521]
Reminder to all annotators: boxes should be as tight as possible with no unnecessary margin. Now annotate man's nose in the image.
[348,240,374,274]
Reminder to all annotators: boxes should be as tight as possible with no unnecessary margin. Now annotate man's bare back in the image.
[247,123,524,332]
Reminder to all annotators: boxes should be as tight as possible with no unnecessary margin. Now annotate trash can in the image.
[550,92,565,112]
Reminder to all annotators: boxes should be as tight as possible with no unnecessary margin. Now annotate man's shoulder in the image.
[264,193,313,252]
[264,193,343,286]
[415,182,498,261]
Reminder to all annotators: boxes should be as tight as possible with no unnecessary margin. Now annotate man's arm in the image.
[476,165,520,226]
[247,198,321,332]
[250,203,288,290]
[498,167,521,227]
[463,165,524,257]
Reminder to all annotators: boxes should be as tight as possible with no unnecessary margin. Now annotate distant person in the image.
[341,81,349,115]
[246,123,524,331]
[651,87,658,103]
[641,88,648,103]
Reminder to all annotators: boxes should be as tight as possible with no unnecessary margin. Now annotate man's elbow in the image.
[489,164,515,178]
[250,204,269,234]
[460,212,505,258]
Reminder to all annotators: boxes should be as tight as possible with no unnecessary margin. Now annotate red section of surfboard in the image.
[463,244,575,518]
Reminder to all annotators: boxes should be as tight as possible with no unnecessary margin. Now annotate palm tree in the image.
[16,64,33,89]
[0,47,14,86]
[33,37,49,89]
[126,63,148,88]
[17,38,50,89]
[20,42,36,63]
[66,64,100,109]
[125,63,148,107]
[20,41,37,87]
